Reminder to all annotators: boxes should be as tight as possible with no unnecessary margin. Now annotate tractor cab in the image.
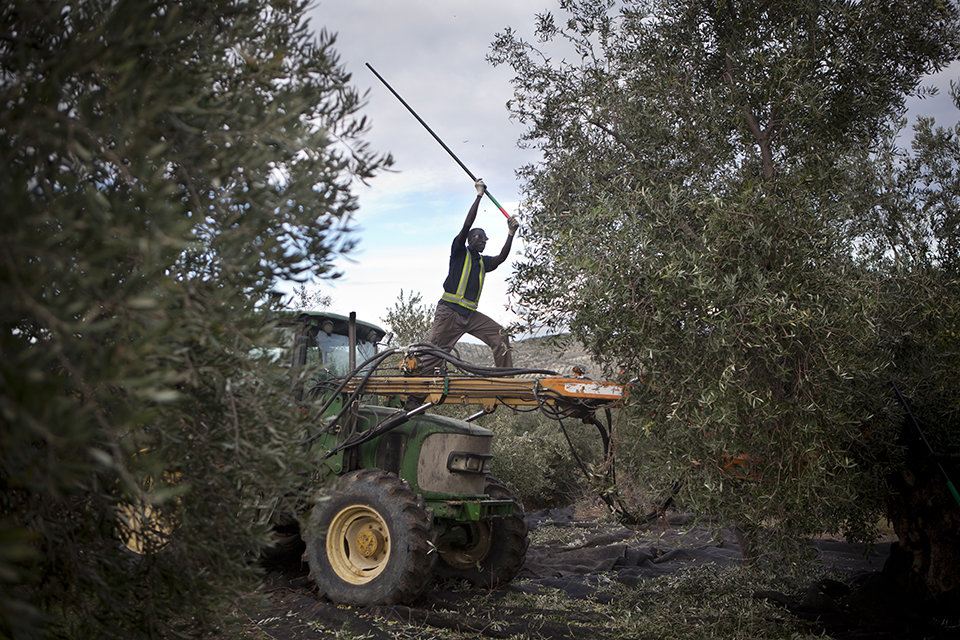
[281,311,386,400]
[291,311,384,374]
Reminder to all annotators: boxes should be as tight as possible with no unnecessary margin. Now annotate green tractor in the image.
[278,310,624,606]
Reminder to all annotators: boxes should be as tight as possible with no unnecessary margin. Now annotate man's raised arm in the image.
[455,179,487,244]
[490,216,519,268]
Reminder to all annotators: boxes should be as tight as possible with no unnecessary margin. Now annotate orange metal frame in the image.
[341,375,625,415]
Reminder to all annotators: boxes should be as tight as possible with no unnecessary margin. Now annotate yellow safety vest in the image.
[441,250,485,311]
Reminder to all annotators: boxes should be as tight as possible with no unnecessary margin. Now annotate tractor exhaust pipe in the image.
[348,311,357,373]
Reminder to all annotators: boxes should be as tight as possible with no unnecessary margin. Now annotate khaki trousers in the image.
[420,302,513,373]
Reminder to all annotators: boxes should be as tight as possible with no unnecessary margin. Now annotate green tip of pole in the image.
[949,481,960,510]
[484,191,511,218]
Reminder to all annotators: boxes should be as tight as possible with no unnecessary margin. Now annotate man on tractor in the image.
[419,178,520,375]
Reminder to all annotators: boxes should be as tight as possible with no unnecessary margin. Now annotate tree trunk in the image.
[884,421,960,604]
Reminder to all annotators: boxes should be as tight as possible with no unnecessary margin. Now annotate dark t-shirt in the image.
[440,238,498,315]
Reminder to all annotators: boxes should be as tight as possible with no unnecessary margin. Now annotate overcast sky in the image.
[297,1,545,335]
[297,1,960,338]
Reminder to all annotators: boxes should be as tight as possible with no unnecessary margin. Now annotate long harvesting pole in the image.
[365,62,511,219]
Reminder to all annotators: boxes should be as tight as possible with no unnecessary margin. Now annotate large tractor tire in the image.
[304,469,436,605]
[259,522,305,567]
[437,477,529,588]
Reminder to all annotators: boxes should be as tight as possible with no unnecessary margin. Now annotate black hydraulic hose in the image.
[532,383,585,421]
[300,347,402,446]
[303,341,613,473]
[557,417,594,487]
[308,347,399,417]
[321,403,433,460]
[557,416,638,524]
[406,342,559,377]
[589,416,612,465]
[302,342,557,448]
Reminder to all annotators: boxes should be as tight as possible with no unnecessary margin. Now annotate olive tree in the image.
[0,1,388,637]
[850,99,960,597]
[382,289,436,346]
[490,0,959,571]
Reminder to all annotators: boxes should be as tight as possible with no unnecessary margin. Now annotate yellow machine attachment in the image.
[341,374,626,419]
[309,341,638,523]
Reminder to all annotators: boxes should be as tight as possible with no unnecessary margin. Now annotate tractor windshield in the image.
[309,332,377,377]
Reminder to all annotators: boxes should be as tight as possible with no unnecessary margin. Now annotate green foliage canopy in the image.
[0,1,388,637]
[382,289,436,346]
[490,0,960,548]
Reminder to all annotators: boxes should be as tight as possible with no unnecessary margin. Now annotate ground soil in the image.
[245,508,956,640]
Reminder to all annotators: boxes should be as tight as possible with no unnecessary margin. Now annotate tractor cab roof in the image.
[285,310,388,345]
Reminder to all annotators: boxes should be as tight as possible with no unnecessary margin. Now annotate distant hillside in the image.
[450,334,609,378]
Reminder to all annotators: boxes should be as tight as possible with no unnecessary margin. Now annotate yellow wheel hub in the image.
[356,528,385,558]
[327,504,391,584]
